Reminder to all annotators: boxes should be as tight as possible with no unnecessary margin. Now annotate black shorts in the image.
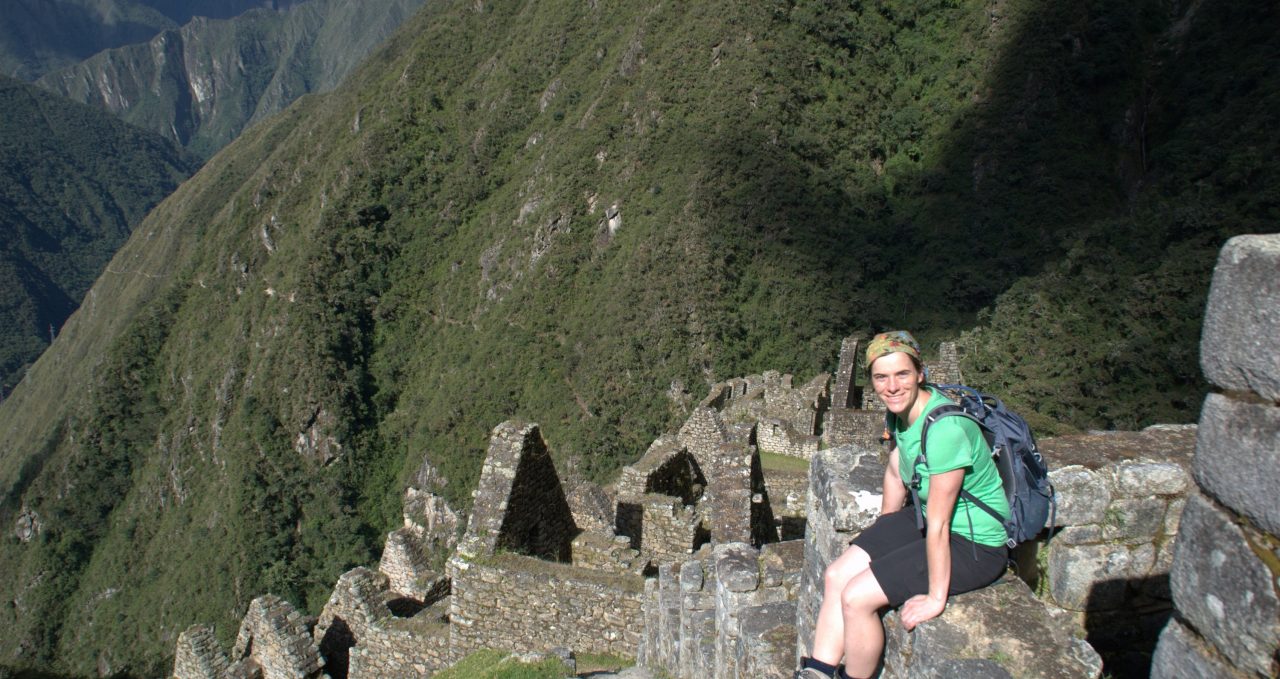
[850,509,1008,608]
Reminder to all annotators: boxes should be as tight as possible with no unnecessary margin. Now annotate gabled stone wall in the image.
[172,624,229,679]
[1151,234,1280,679]
[457,421,576,562]
[231,595,324,679]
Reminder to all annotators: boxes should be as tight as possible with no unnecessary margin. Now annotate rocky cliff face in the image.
[34,0,425,158]
[0,0,308,80]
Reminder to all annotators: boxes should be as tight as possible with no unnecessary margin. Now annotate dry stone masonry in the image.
[1151,234,1280,679]
[171,279,1268,679]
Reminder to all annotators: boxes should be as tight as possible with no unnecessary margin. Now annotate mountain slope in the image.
[35,0,427,159]
[0,0,1272,674]
[0,75,197,398]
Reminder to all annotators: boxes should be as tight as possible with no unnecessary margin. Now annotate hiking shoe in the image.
[794,669,832,679]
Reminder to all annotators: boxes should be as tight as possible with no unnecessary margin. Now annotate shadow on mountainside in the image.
[692,0,1159,342]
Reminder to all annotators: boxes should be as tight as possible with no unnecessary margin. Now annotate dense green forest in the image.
[0,0,1274,675]
[0,75,196,398]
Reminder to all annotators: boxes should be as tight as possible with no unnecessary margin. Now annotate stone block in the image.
[881,576,1102,678]
[1169,492,1279,677]
[1047,466,1109,527]
[1100,497,1168,543]
[713,543,760,593]
[1193,393,1280,535]
[737,601,797,679]
[809,446,882,532]
[1107,460,1189,498]
[1200,233,1280,401]
[1051,524,1103,546]
[1046,542,1133,611]
[1151,618,1253,679]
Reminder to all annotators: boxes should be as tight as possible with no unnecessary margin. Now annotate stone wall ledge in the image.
[882,575,1103,679]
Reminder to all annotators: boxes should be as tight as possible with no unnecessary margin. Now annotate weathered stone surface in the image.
[457,421,576,562]
[1048,465,1109,527]
[737,601,797,679]
[1108,460,1189,498]
[1169,492,1279,677]
[810,446,883,533]
[1151,618,1253,679]
[1100,496,1168,543]
[1193,393,1280,536]
[1046,542,1134,611]
[714,543,760,593]
[1199,233,1280,401]
[1040,428,1196,470]
[881,576,1102,679]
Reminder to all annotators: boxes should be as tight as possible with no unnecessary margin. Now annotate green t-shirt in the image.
[893,387,1010,547]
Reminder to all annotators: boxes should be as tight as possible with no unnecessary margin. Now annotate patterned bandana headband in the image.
[865,330,921,366]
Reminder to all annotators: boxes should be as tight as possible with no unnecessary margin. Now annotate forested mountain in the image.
[0,0,1274,675]
[34,0,427,159]
[0,0,306,80]
[0,75,196,399]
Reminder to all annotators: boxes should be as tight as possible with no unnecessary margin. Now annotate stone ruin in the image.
[1150,234,1279,679]
[171,235,1278,679]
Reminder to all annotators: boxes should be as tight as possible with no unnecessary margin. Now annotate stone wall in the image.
[172,624,229,679]
[457,421,576,563]
[446,552,645,657]
[638,541,805,679]
[231,595,324,679]
[347,606,452,679]
[1151,234,1280,679]
[1038,427,1195,673]
[756,419,820,460]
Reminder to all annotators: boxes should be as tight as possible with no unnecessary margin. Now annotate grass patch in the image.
[434,650,573,679]
[759,451,810,474]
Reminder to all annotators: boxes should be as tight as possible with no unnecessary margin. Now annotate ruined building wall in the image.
[231,595,324,679]
[172,624,229,679]
[457,421,576,562]
[1151,234,1280,679]
[446,553,645,657]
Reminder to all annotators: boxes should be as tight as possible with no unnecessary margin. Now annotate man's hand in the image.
[899,593,945,630]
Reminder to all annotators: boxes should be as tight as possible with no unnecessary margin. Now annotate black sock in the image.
[801,657,839,676]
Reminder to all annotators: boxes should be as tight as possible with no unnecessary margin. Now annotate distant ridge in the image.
[35,0,427,159]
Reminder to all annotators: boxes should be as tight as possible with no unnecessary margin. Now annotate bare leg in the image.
[810,544,873,665]
[839,569,891,678]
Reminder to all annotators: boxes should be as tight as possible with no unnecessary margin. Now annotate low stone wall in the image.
[348,607,453,679]
[1151,234,1280,679]
[756,419,820,459]
[639,540,804,679]
[616,493,702,565]
[446,552,644,657]
[1038,427,1195,672]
